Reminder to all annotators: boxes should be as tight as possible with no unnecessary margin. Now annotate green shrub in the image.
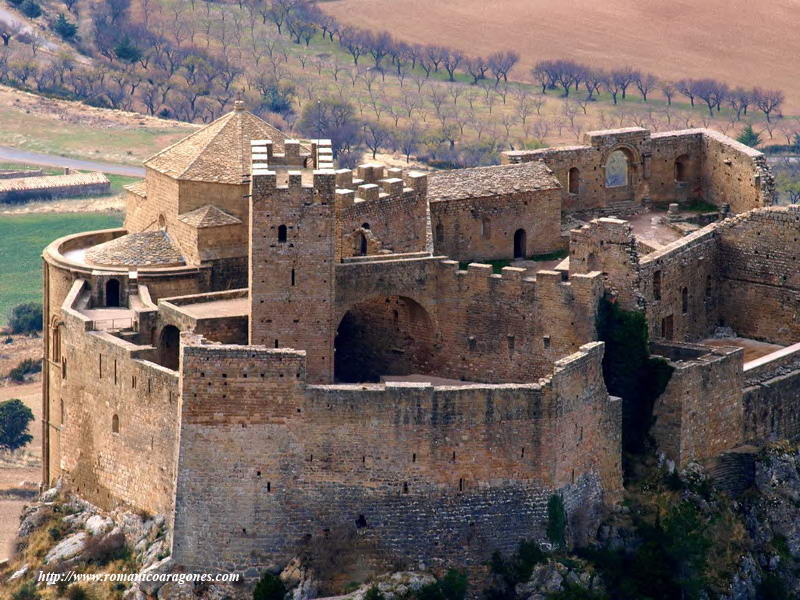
[8,357,42,382]
[364,586,385,600]
[8,302,42,334]
[417,570,467,600]
[0,398,34,450]
[736,124,761,148]
[486,541,547,600]
[596,296,673,454]
[547,584,608,600]
[546,494,567,549]
[53,13,77,40]
[12,581,39,600]
[253,572,286,600]
[19,0,41,18]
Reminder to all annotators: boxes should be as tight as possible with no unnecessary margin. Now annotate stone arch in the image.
[334,295,437,383]
[358,232,368,256]
[568,167,580,194]
[105,278,121,307]
[159,325,181,371]
[513,228,527,259]
[603,145,639,189]
[112,414,120,434]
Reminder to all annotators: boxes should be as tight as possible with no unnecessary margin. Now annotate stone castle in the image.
[41,101,800,573]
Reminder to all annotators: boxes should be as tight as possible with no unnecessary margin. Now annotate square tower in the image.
[249,168,337,383]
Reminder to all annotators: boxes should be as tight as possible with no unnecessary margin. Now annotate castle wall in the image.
[648,131,703,205]
[639,226,721,342]
[503,128,771,215]
[333,257,603,384]
[700,130,774,213]
[716,206,800,345]
[337,175,429,257]
[650,342,744,467]
[124,170,179,233]
[430,189,561,261]
[171,340,620,572]
[57,296,180,514]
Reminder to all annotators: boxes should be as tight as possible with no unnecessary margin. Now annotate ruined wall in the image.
[742,343,800,443]
[701,130,774,213]
[648,131,703,205]
[502,128,771,215]
[171,340,620,572]
[650,342,744,467]
[716,206,800,345]
[57,295,179,514]
[503,128,649,212]
[639,226,721,342]
[569,218,641,311]
[430,189,561,261]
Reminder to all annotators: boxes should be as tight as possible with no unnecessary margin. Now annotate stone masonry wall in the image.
[716,206,800,345]
[333,257,604,384]
[650,341,744,467]
[58,294,180,515]
[171,340,620,572]
[430,189,562,261]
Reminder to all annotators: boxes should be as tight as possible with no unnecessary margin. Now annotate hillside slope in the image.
[325,0,800,111]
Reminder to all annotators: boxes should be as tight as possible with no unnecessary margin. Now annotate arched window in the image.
[158,214,166,230]
[605,150,629,188]
[513,229,526,259]
[112,414,120,433]
[361,223,370,230]
[568,167,580,194]
[159,325,181,371]
[278,224,287,243]
[106,279,121,307]
[358,232,367,256]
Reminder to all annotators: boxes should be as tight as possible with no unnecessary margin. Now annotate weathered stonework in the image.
[40,111,790,574]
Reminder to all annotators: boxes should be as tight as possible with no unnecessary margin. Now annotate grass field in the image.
[326,0,800,112]
[0,213,123,326]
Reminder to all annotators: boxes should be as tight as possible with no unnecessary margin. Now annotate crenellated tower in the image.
[248,140,337,383]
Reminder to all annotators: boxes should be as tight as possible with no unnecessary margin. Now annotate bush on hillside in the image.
[8,357,42,382]
[53,13,77,40]
[253,573,285,600]
[8,302,42,334]
[20,0,42,18]
[0,398,34,451]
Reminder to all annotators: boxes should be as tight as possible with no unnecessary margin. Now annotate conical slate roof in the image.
[85,231,185,267]
[144,103,290,184]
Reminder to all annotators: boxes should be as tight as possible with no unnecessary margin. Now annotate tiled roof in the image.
[428,162,560,202]
[124,180,146,198]
[0,171,108,193]
[143,107,290,184]
[177,205,242,228]
[85,231,184,267]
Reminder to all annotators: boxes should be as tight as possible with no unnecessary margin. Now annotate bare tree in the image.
[676,79,697,107]
[693,79,728,116]
[487,50,519,86]
[660,82,676,106]
[442,49,463,82]
[466,56,489,85]
[728,87,753,120]
[362,120,392,159]
[754,88,784,123]
[635,72,658,102]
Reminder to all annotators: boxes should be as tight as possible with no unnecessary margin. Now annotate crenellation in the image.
[41,107,792,576]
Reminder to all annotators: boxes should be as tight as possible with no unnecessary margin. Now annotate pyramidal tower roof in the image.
[144,102,290,184]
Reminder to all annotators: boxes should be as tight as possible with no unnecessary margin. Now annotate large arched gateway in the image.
[334,295,437,383]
